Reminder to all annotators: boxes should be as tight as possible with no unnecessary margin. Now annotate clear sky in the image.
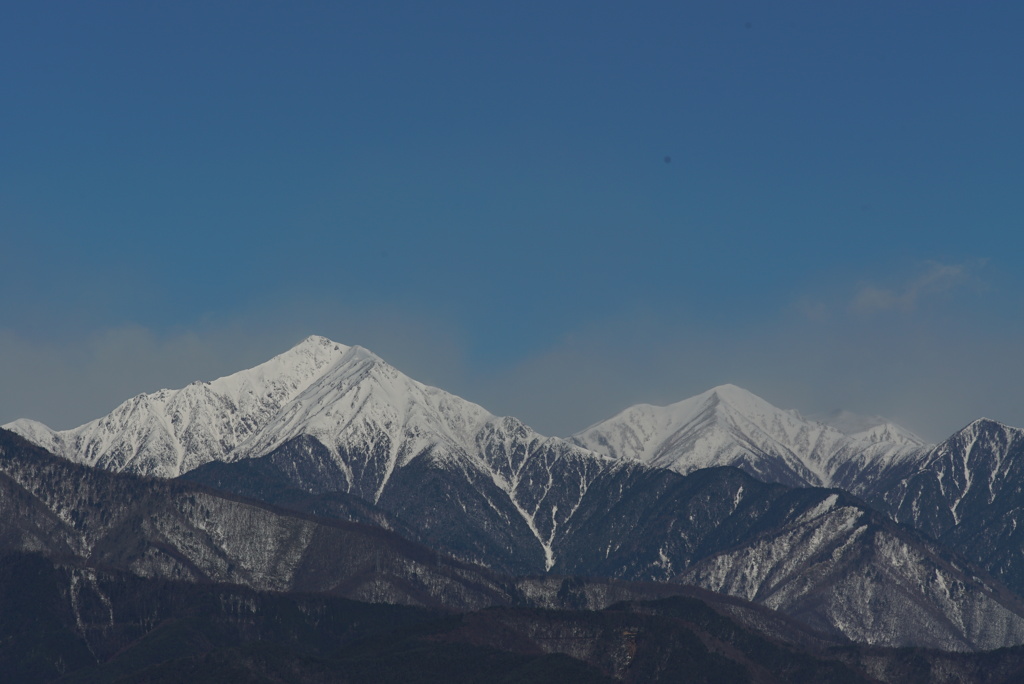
[2,2,1023,441]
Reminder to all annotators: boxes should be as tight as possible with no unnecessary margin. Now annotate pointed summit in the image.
[693,383,784,416]
[286,334,352,358]
[266,333,350,366]
[297,334,337,347]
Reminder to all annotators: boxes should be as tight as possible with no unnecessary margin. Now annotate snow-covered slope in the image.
[571,384,928,488]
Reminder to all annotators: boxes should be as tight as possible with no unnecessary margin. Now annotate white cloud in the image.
[849,261,980,314]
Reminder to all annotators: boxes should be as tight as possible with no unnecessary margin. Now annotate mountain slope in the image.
[10,549,1024,684]
[188,448,1024,650]
[185,420,611,575]
[571,384,927,488]
[0,427,522,610]
[549,464,1024,651]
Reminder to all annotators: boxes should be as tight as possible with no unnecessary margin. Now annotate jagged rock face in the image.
[551,465,782,580]
[571,384,927,489]
[2,337,931,578]
[3,339,925,509]
[192,446,1024,650]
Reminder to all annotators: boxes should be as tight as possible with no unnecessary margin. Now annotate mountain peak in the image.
[813,409,926,446]
[294,334,342,350]
[702,383,747,401]
[956,417,1021,439]
[699,384,771,410]
[686,384,795,425]
[281,334,349,360]
[278,337,390,378]
[241,336,351,384]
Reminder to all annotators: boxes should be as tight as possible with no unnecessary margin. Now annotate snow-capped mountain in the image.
[5,335,613,572]
[571,384,928,489]
[0,338,937,574]
[4,341,927,498]
[9,337,1024,650]
[4,335,528,481]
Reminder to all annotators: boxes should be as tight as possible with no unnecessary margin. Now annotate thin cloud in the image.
[850,261,980,315]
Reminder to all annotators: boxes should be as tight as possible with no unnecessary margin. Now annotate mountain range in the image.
[5,336,928,491]
[7,334,1024,678]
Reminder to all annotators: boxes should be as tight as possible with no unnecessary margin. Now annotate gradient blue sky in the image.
[2,2,1023,440]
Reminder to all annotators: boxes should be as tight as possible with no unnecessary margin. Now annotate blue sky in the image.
[2,2,1023,440]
